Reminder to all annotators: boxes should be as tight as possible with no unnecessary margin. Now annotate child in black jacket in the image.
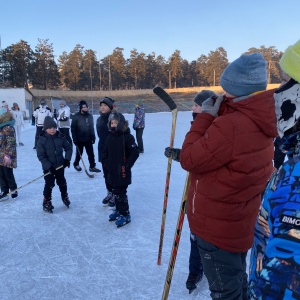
[102,112,139,227]
[37,116,73,213]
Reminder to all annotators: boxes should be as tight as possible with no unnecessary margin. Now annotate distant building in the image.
[0,88,34,118]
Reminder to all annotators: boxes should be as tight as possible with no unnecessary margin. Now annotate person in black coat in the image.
[36,116,73,213]
[96,97,115,205]
[71,100,100,173]
[102,112,139,227]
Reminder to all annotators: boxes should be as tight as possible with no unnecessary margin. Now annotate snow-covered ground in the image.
[0,110,237,300]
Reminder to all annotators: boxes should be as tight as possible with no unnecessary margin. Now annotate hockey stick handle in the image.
[155,87,178,265]
[162,172,190,299]
[8,165,64,195]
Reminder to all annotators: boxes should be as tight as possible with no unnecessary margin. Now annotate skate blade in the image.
[189,288,197,294]
[116,220,131,228]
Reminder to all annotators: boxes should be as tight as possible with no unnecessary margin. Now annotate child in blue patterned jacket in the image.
[132,100,145,154]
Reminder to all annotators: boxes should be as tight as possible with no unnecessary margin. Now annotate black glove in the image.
[48,166,56,174]
[63,159,70,168]
[164,147,181,162]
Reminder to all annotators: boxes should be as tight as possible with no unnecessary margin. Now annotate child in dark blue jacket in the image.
[101,112,139,227]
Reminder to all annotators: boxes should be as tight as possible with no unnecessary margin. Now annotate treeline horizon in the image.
[0,38,283,91]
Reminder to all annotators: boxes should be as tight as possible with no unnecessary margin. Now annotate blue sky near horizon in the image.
[1,0,300,63]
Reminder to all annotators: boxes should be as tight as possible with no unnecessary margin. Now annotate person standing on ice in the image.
[132,99,145,154]
[96,97,115,206]
[32,99,52,149]
[57,100,72,146]
[36,116,73,213]
[249,39,300,300]
[180,53,278,299]
[164,89,216,293]
[102,111,139,227]
[11,102,25,146]
[71,100,100,173]
[0,108,18,200]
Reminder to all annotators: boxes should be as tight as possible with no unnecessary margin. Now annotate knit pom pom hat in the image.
[43,116,57,130]
[280,40,300,83]
[194,90,216,106]
[100,97,114,110]
[220,53,268,97]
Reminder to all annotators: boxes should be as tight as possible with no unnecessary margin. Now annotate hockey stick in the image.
[162,172,190,300]
[153,86,178,266]
[8,165,64,195]
[75,145,94,178]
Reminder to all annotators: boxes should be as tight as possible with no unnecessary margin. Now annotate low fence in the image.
[30,84,280,100]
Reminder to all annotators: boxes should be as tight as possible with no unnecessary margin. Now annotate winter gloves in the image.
[201,95,223,117]
[164,147,181,162]
[63,159,70,168]
[48,166,56,174]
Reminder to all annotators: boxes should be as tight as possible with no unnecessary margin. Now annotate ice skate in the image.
[89,167,101,173]
[43,198,54,213]
[11,191,18,199]
[102,192,113,205]
[0,191,9,201]
[74,164,82,172]
[109,210,120,221]
[115,214,131,227]
[62,195,71,208]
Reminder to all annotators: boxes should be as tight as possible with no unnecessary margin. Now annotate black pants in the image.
[43,167,67,199]
[59,128,73,146]
[196,236,248,300]
[189,232,203,275]
[0,166,17,193]
[35,126,43,148]
[74,141,96,169]
[101,163,112,192]
[112,185,129,215]
[135,128,144,152]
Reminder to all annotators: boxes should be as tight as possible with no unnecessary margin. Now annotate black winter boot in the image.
[186,272,203,293]
[43,197,54,213]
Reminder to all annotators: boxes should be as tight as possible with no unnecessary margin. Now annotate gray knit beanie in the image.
[43,116,57,130]
[220,53,268,97]
[194,90,217,106]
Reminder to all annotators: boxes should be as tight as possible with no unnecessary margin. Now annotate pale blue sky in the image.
[1,0,299,62]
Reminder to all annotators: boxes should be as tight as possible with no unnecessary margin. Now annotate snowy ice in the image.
[0,111,251,299]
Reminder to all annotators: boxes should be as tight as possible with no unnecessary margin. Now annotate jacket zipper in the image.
[192,180,198,214]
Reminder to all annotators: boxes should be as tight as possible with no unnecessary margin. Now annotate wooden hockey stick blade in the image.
[85,170,94,178]
[75,145,94,178]
[153,86,177,111]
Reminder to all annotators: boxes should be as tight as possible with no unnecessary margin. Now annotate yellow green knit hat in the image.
[280,40,300,83]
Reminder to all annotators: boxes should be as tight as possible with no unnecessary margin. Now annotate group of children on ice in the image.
[2,38,300,298]
[0,95,143,228]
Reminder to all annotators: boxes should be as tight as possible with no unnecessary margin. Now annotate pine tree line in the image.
[0,39,283,91]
